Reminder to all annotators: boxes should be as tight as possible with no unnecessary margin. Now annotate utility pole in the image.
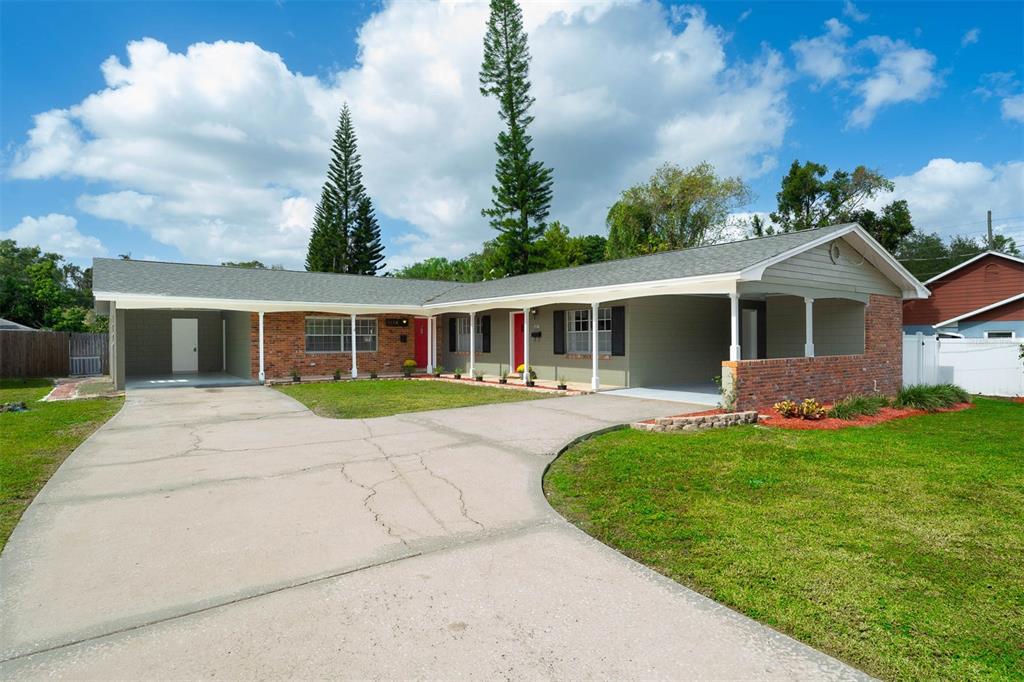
[987,210,993,250]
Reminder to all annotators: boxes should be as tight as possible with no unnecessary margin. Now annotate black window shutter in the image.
[481,315,491,353]
[553,310,565,354]
[448,317,457,352]
[611,306,625,356]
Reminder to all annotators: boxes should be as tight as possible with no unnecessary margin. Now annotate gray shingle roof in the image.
[427,224,853,303]
[93,224,854,307]
[92,259,460,306]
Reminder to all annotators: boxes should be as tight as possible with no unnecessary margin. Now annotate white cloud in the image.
[960,28,980,47]
[1,214,107,259]
[1002,94,1024,123]
[842,1,869,23]
[792,18,851,85]
[868,159,1024,239]
[848,37,939,128]
[9,2,788,268]
[791,21,939,128]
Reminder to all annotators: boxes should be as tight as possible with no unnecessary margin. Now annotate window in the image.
[456,315,483,352]
[305,317,377,352]
[565,307,611,354]
[984,330,1015,339]
[305,317,343,352]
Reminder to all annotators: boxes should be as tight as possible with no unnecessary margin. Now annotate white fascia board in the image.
[738,224,931,299]
[93,292,425,315]
[923,250,1024,285]
[932,292,1024,328]
[420,273,741,313]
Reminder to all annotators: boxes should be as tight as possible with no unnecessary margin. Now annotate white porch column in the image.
[257,311,266,384]
[729,292,741,361]
[522,307,530,384]
[426,316,434,373]
[468,311,476,377]
[350,313,358,378]
[804,297,815,357]
[591,302,600,391]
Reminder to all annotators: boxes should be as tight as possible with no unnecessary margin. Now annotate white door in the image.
[171,318,199,373]
[741,308,758,360]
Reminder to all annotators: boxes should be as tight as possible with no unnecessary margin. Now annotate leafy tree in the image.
[390,249,497,282]
[847,199,914,252]
[533,222,607,271]
[222,260,267,269]
[0,240,104,331]
[770,160,894,232]
[606,162,751,259]
[897,231,1021,281]
[479,0,554,276]
[307,105,384,274]
[348,196,385,275]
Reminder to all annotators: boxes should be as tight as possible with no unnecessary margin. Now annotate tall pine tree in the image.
[306,104,385,273]
[479,0,553,276]
[349,196,385,275]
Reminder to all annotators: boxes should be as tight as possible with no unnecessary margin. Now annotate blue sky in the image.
[2,0,1023,269]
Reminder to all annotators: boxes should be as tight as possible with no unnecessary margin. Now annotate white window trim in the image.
[983,330,1016,339]
[455,315,483,353]
[304,316,378,353]
[565,307,611,355]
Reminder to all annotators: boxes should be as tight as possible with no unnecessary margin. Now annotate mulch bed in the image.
[639,403,974,430]
[760,402,973,430]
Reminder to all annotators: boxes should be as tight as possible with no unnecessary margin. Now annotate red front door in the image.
[513,312,524,370]
[414,318,428,368]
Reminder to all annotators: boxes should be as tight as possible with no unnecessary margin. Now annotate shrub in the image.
[800,398,826,420]
[895,384,970,411]
[827,394,890,420]
[774,400,800,418]
[516,364,537,380]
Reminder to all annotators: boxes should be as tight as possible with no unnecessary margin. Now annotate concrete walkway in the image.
[0,386,866,679]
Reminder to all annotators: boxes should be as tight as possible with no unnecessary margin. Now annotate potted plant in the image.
[333,368,341,381]
[370,370,378,379]
[499,367,508,384]
[291,369,301,383]
[433,366,443,378]
[557,374,568,391]
[474,370,484,382]
[453,367,464,380]
[517,363,536,387]
[402,359,417,377]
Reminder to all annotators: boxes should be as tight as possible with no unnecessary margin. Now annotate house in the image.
[92,223,929,410]
[903,251,1024,339]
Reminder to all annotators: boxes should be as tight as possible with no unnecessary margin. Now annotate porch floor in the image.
[604,383,720,407]
[126,372,256,390]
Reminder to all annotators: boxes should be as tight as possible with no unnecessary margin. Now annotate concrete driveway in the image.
[0,386,864,679]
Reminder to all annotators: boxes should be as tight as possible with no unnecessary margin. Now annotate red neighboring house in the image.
[903,251,1024,339]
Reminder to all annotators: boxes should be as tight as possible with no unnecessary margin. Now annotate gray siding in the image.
[223,311,251,378]
[761,238,900,296]
[628,295,729,386]
[124,310,224,375]
[767,296,865,358]
[439,311,511,378]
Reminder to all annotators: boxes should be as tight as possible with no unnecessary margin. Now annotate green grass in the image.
[275,378,552,419]
[0,379,123,553]
[545,398,1023,681]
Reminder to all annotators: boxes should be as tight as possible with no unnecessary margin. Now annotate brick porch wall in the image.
[250,312,419,379]
[723,294,902,411]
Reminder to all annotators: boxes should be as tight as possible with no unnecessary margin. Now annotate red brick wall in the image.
[250,312,419,379]
[724,294,902,410]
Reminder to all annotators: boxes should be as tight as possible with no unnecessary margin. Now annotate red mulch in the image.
[760,402,973,430]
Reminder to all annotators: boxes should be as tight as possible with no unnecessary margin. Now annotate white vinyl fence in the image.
[903,334,1024,397]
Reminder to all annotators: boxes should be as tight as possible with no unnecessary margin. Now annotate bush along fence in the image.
[0,330,109,378]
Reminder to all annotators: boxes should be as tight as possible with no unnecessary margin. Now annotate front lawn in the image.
[275,378,552,419]
[0,379,123,552]
[545,398,1023,681]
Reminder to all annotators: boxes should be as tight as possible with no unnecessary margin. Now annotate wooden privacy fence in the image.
[70,332,109,376]
[0,330,109,378]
